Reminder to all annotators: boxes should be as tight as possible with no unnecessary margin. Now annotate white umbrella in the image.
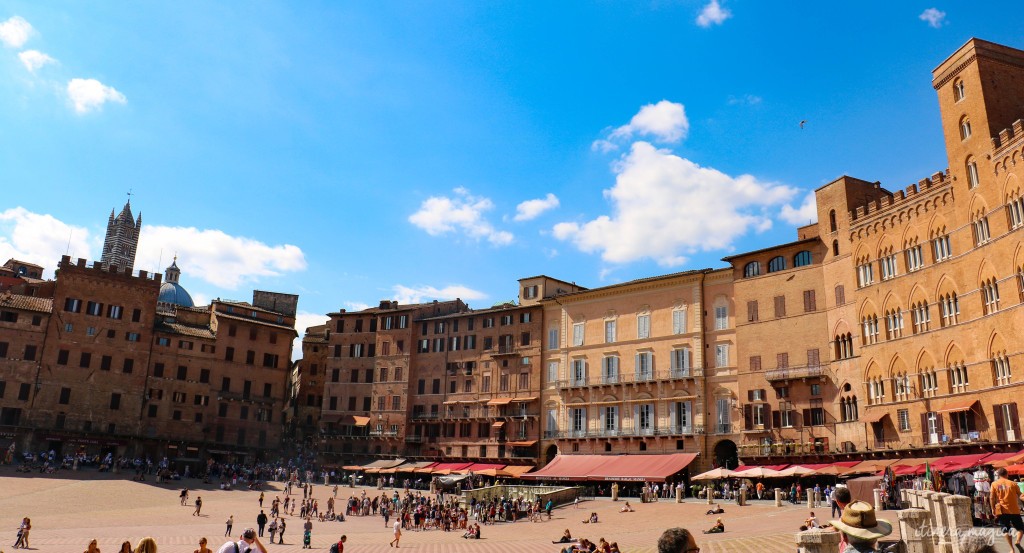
[692,467,735,481]
[731,467,783,478]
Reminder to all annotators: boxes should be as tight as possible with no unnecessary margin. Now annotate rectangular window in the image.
[803,290,816,312]
[547,361,559,384]
[898,409,911,432]
[857,263,875,287]
[672,308,687,334]
[520,312,532,323]
[110,393,121,410]
[18,383,31,401]
[86,301,102,316]
[714,306,728,330]
[64,298,82,313]
[602,356,619,383]
[125,332,140,342]
[572,359,587,386]
[880,254,898,280]
[637,314,650,339]
[749,355,761,371]
[57,349,69,365]
[716,398,730,433]
[974,217,991,246]
[807,348,820,367]
[518,372,530,389]
[635,351,652,380]
[773,295,786,318]
[776,352,789,369]
[23,345,36,361]
[604,320,616,343]
[906,245,924,272]
[59,387,71,404]
[107,305,123,319]
[481,374,491,392]
[131,308,141,322]
[715,344,729,367]
[499,373,510,392]
[672,348,691,376]
[122,358,134,374]
[572,322,584,346]
[79,352,91,368]
[547,328,559,349]
[747,301,759,322]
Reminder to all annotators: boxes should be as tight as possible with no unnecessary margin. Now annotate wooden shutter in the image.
[744,404,753,430]
[764,406,772,429]
[1011,403,1020,439]
[949,412,960,438]
[921,413,929,442]
[772,410,781,428]
[803,409,812,428]
[936,414,945,439]
[994,405,1006,441]
[747,390,754,402]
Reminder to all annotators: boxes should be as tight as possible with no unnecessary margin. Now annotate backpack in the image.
[330,541,343,553]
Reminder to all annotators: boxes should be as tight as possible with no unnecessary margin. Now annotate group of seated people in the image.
[581,512,599,524]
[554,530,622,553]
[461,523,482,539]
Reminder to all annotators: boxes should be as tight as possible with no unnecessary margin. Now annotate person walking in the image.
[256,510,268,537]
[193,496,203,516]
[225,515,234,537]
[181,488,190,506]
[259,492,265,508]
[277,518,287,544]
[268,518,278,544]
[329,535,347,553]
[389,517,402,548]
[13,517,28,549]
[991,467,1024,553]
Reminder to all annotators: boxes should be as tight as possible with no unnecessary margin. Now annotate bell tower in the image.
[100,200,142,273]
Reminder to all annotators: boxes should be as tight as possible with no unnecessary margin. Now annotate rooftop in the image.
[0,293,52,313]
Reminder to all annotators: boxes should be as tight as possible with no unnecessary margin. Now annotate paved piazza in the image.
[0,470,902,553]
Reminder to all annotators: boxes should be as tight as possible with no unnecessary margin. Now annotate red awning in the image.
[522,455,615,482]
[932,453,990,472]
[936,399,978,413]
[795,463,831,470]
[465,463,506,472]
[832,461,862,468]
[982,451,1024,464]
[431,462,473,471]
[524,454,698,483]
[503,465,534,477]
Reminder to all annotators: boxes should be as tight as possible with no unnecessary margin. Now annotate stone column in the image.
[900,489,908,508]
[931,492,953,553]
[943,495,972,553]
[873,488,881,511]
[898,508,935,553]
[676,486,683,503]
[707,486,714,505]
[775,488,783,507]
[740,487,747,506]
[796,528,841,553]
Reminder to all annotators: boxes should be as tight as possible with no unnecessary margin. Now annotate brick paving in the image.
[0,470,903,553]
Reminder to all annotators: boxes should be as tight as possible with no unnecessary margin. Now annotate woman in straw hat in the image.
[830,501,892,553]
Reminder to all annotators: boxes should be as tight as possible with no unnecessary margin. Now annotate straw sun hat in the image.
[830,501,893,541]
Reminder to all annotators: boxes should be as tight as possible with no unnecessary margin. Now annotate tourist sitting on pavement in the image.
[583,512,599,523]
[620,502,634,513]
[706,504,725,515]
[554,529,576,543]
[703,518,725,534]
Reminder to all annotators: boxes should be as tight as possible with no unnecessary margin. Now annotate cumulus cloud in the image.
[0,207,93,277]
[600,100,689,148]
[514,193,560,222]
[290,311,331,360]
[392,284,487,305]
[344,301,371,312]
[67,78,127,114]
[18,50,55,73]
[780,192,818,225]
[696,0,731,27]
[135,226,307,289]
[919,8,946,28]
[408,187,514,245]
[554,141,797,266]
[0,16,33,48]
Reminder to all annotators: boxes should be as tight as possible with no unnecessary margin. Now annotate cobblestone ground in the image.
[0,469,902,553]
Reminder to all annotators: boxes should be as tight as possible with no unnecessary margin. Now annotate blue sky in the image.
[0,2,1021,356]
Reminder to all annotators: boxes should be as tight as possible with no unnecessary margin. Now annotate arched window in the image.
[966,157,980,188]
[953,79,965,102]
[743,261,761,278]
[829,210,837,232]
[768,256,786,273]
[793,250,812,267]
[959,116,972,140]
[832,240,840,256]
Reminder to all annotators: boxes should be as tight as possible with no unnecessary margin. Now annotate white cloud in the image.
[696,0,731,27]
[18,50,55,73]
[291,311,331,360]
[780,192,818,225]
[343,301,371,312]
[919,8,946,28]
[0,207,93,278]
[67,78,127,114]
[605,100,689,144]
[392,284,487,305]
[554,141,797,266]
[0,16,33,48]
[514,193,560,222]
[136,225,307,289]
[408,187,514,245]
[727,94,762,106]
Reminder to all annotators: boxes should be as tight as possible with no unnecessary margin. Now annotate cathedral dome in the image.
[158,258,195,308]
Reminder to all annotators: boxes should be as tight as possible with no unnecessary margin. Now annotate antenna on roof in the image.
[64,230,72,256]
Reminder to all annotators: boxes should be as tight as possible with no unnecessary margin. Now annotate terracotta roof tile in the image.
[0,293,53,313]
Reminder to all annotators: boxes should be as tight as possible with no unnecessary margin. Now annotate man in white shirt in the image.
[217,528,267,553]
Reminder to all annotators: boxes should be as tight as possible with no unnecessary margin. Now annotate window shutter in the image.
[683,401,692,430]
[669,402,677,431]
[949,413,960,438]
[599,408,606,432]
[994,405,1005,441]
[1011,403,1020,436]
[921,413,929,441]
[634,353,641,377]
[936,414,944,437]
[633,405,640,432]
[802,409,812,428]
[772,410,781,428]
[747,390,754,401]
[743,404,753,430]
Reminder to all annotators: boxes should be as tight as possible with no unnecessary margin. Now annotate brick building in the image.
[287,324,329,447]
[725,38,1024,463]
[320,300,465,465]
[0,253,298,463]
